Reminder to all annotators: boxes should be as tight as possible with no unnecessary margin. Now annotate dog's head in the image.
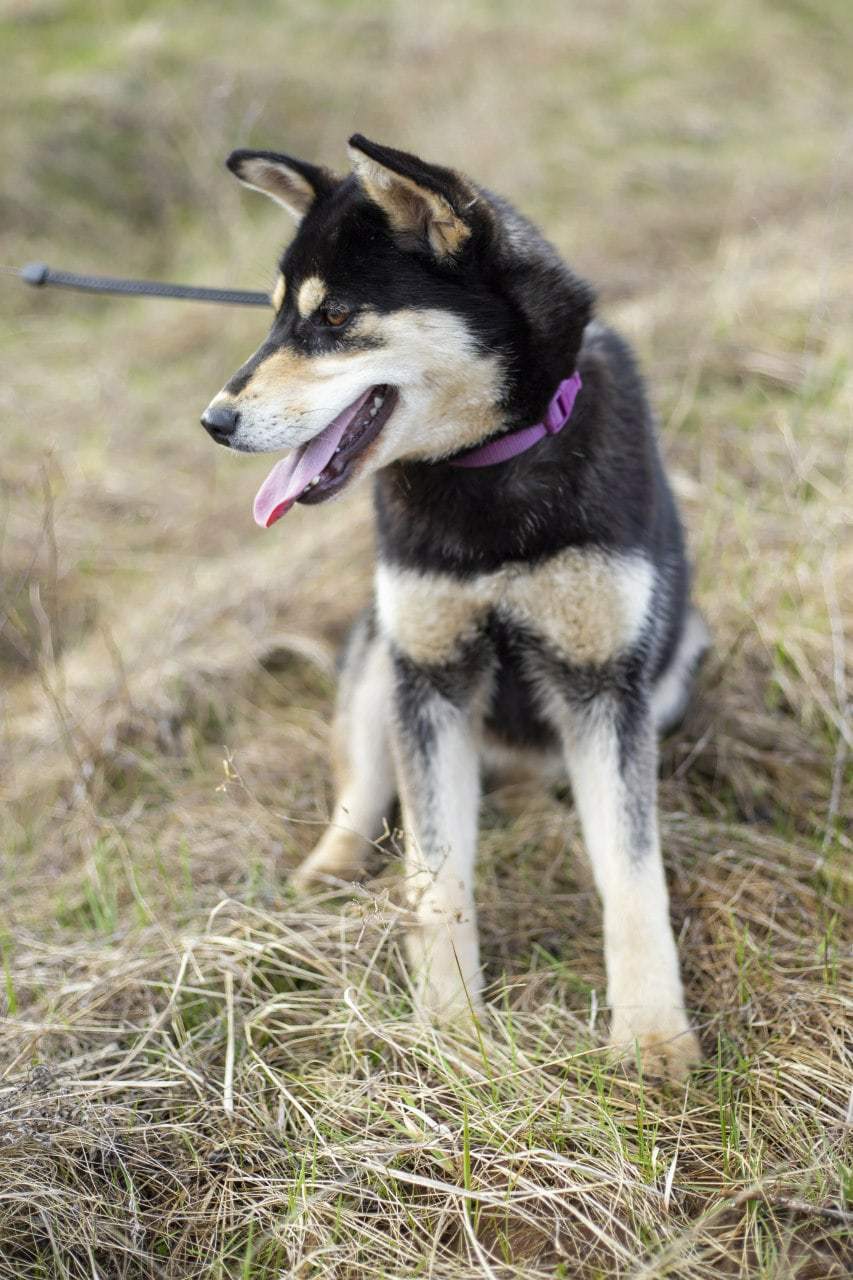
[202,135,593,527]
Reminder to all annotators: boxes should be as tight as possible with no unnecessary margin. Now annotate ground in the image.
[1,1,850,1277]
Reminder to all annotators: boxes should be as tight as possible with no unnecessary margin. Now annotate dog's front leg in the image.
[391,657,483,1020]
[292,614,395,889]
[562,693,700,1078]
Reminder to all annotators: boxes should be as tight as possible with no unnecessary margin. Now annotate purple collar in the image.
[450,371,582,469]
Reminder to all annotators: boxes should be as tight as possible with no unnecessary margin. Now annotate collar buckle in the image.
[542,374,580,435]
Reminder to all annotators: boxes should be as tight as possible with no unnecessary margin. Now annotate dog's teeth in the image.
[372,395,383,409]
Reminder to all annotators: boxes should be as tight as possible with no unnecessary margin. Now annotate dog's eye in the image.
[322,304,351,328]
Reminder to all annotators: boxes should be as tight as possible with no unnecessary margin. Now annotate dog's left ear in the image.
[226,149,337,223]
[348,134,477,259]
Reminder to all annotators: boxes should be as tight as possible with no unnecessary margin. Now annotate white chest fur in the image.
[376,548,655,669]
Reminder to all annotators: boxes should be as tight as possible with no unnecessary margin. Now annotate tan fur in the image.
[204,304,505,461]
[296,275,327,318]
[348,309,384,341]
[271,273,286,313]
[376,550,654,669]
[507,552,654,666]
[349,146,472,258]
[237,347,313,405]
[375,565,489,666]
[363,309,505,466]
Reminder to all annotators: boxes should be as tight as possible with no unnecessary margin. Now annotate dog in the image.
[201,135,708,1078]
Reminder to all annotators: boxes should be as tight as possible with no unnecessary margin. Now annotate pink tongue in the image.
[253,388,375,528]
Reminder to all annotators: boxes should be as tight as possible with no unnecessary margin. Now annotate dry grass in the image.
[1,1,851,1276]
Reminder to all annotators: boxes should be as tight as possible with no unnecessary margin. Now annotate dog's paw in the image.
[408,949,484,1026]
[413,978,485,1028]
[290,828,369,891]
[609,1015,701,1082]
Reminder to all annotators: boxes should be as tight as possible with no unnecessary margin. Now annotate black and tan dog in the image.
[201,135,708,1077]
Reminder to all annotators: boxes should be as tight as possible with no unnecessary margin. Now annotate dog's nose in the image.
[201,404,240,444]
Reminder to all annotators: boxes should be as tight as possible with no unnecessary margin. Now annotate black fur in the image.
[210,138,710,1059]
[375,327,683,578]
[221,137,694,769]
[225,139,593,430]
[483,616,559,751]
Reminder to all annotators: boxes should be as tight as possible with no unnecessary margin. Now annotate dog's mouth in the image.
[253,385,398,529]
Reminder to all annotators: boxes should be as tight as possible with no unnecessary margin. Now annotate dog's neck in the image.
[447,372,582,470]
[372,343,611,575]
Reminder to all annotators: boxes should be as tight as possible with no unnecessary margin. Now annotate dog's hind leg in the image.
[561,692,700,1079]
[651,606,710,736]
[291,612,395,889]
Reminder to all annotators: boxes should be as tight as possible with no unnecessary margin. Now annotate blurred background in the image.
[2,0,850,972]
[2,2,851,1275]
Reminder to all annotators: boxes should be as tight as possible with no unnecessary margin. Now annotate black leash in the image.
[5,262,270,307]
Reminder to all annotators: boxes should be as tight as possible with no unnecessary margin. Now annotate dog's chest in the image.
[376,549,654,669]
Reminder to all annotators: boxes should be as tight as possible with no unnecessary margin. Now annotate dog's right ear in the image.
[226,150,336,223]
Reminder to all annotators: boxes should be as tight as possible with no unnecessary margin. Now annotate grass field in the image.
[1,1,851,1276]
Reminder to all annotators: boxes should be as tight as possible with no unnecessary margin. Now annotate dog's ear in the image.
[348,134,477,259]
[226,149,337,223]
